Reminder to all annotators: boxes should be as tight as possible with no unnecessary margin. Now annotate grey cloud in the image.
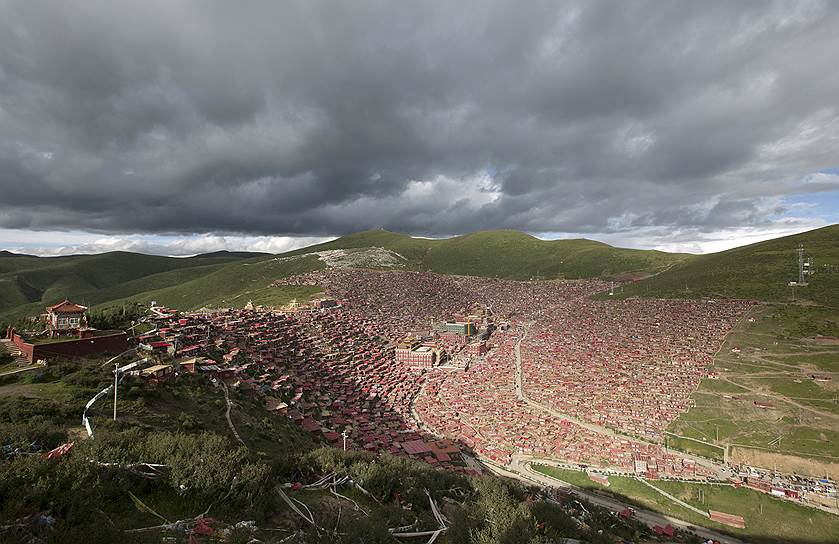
[0,0,837,240]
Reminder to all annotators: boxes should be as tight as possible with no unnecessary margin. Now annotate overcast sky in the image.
[1,0,837,256]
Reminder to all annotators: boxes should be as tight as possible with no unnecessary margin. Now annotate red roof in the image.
[46,300,87,313]
[301,418,321,432]
[654,524,675,537]
[402,439,432,455]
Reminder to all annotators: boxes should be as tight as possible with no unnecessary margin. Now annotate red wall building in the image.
[6,328,128,363]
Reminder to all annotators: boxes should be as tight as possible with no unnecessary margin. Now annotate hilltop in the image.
[615,224,839,305]
[0,251,274,323]
[2,225,836,325]
[285,229,689,280]
[0,230,689,323]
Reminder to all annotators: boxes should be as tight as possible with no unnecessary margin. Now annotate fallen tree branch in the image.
[330,487,368,516]
[390,491,448,543]
[94,461,167,479]
[277,486,320,532]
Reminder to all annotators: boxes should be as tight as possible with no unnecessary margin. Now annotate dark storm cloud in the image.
[0,0,837,239]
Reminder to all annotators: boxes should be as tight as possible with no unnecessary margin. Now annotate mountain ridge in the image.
[2,225,837,323]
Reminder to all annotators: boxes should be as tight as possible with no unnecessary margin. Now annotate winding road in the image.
[511,322,729,478]
[483,455,745,544]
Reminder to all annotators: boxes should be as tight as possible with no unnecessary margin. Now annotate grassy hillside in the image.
[1,230,691,323]
[288,229,691,280]
[95,254,325,312]
[615,224,839,304]
[10,225,834,323]
[0,358,670,544]
[0,251,268,322]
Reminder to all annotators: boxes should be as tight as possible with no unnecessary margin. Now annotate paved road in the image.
[485,456,745,544]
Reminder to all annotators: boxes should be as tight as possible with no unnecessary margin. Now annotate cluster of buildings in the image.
[18,266,837,519]
[415,328,710,478]
[137,300,476,472]
[520,298,752,441]
[734,465,838,510]
[129,267,839,508]
[279,270,732,478]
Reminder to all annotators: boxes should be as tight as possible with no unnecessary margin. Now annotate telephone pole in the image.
[798,244,805,285]
[113,360,118,421]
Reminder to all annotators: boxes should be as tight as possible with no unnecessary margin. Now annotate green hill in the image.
[615,224,839,305]
[12,225,835,322]
[0,251,266,322]
[287,229,690,279]
[1,230,692,323]
[96,254,325,313]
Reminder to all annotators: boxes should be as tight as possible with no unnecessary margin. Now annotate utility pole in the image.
[798,244,805,285]
[113,360,119,421]
[341,429,349,451]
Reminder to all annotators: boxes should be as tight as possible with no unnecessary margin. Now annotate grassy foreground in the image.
[1,356,688,544]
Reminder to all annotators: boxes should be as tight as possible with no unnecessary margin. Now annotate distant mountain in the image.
[190,250,272,259]
[0,229,690,322]
[0,250,270,322]
[616,224,839,305]
[4,226,833,323]
[0,250,33,258]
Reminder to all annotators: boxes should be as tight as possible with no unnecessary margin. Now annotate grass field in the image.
[667,303,839,474]
[96,254,325,313]
[533,464,839,544]
[665,435,726,462]
[615,224,839,305]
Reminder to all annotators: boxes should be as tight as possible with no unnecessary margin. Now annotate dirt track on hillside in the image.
[730,446,839,480]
